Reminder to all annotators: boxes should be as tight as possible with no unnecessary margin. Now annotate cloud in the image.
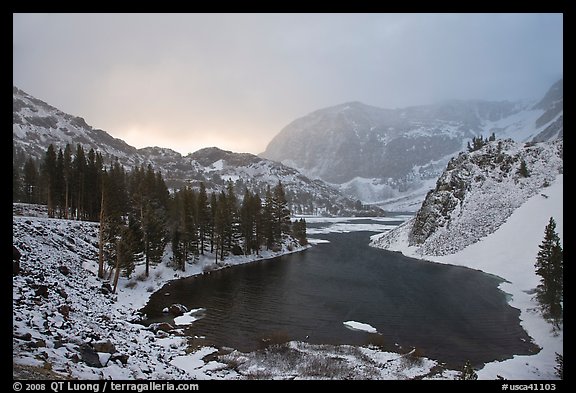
[13,13,563,154]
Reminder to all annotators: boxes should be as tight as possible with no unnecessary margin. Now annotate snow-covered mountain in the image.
[372,138,563,256]
[369,139,563,379]
[13,86,382,216]
[261,79,563,209]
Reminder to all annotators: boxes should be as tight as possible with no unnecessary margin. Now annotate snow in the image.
[371,174,563,379]
[173,308,205,326]
[343,321,378,334]
[15,184,561,379]
[304,216,408,236]
[11,205,455,380]
[170,347,219,373]
[484,106,544,142]
[218,341,457,380]
[12,208,309,380]
[307,238,330,244]
[307,222,397,235]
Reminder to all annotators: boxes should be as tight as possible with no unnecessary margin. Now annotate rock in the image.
[58,265,70,276]
[92,340,116,354]
[35,352,48,361]
[14,332,32,341]
[148,322,174,333]
[162,307,169,313]
[69,353,80,363]
[56,288,68,299]
[100,282,113,295]
[32,339,46,348]
[58,305,71,319]
[13,245,21,260]
[13,246,21,275]
[168,304,188,317]
[35,285,49,298]
[78,344,102,368]
[110,353,129,365]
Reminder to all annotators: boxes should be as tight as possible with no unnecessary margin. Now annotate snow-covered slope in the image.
[13,86,140,164]
[12,206,310,379]
[261,79,563,209]
[370,140,563,379]
[13,87,380,217]
[381,139,563,256]
[13,207,462,380]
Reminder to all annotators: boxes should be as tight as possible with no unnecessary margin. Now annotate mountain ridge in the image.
[261,79,563,207]
[13,87,382,217]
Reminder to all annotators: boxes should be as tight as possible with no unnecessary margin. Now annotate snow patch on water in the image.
[173,308,205,326]
[343,321,378,334]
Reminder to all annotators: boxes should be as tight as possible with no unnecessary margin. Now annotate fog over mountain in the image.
[262,79,563,209]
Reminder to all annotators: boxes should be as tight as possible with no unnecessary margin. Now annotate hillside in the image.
[394,139,563,256]
[370,139,563,379]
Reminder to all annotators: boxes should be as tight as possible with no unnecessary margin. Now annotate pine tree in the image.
[535,217,563,321]
[197,182,211,255]
[518,159,530,178]
[23,157,39,204]
[99,169,125,279]
[62,144,73,219]
[262,185,275,249]
[273,181,292,239]
[225,180,241,253]
[292,218,308,245]
[554,353,563,379]
[43,144,58,217]
[123,214,144,277]
[13,165,22,202]
[84,149,103,220]
[55,148,65,217]
[459,360,478,380]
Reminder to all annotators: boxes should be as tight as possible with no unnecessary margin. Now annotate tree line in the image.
[13,143,307,290]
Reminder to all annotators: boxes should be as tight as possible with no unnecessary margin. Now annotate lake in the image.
[141,218,537,368]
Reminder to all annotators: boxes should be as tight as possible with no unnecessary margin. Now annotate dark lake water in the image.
[141,221,538,368]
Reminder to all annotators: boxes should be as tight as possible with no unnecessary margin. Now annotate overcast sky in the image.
[13,13,563,155]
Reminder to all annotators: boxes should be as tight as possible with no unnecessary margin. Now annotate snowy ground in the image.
[371,175,563,380]
[14,206,461,380]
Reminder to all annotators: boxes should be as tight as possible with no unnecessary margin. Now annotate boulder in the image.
[14,332,32,341]
[58,305,71,319]
[31,339,46,348]
[78,343,102,368]
[58,265,70,276]
[92,340,116,354]
[34,285,49,298]
[168,304,188,317]
[110,353,129,365]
